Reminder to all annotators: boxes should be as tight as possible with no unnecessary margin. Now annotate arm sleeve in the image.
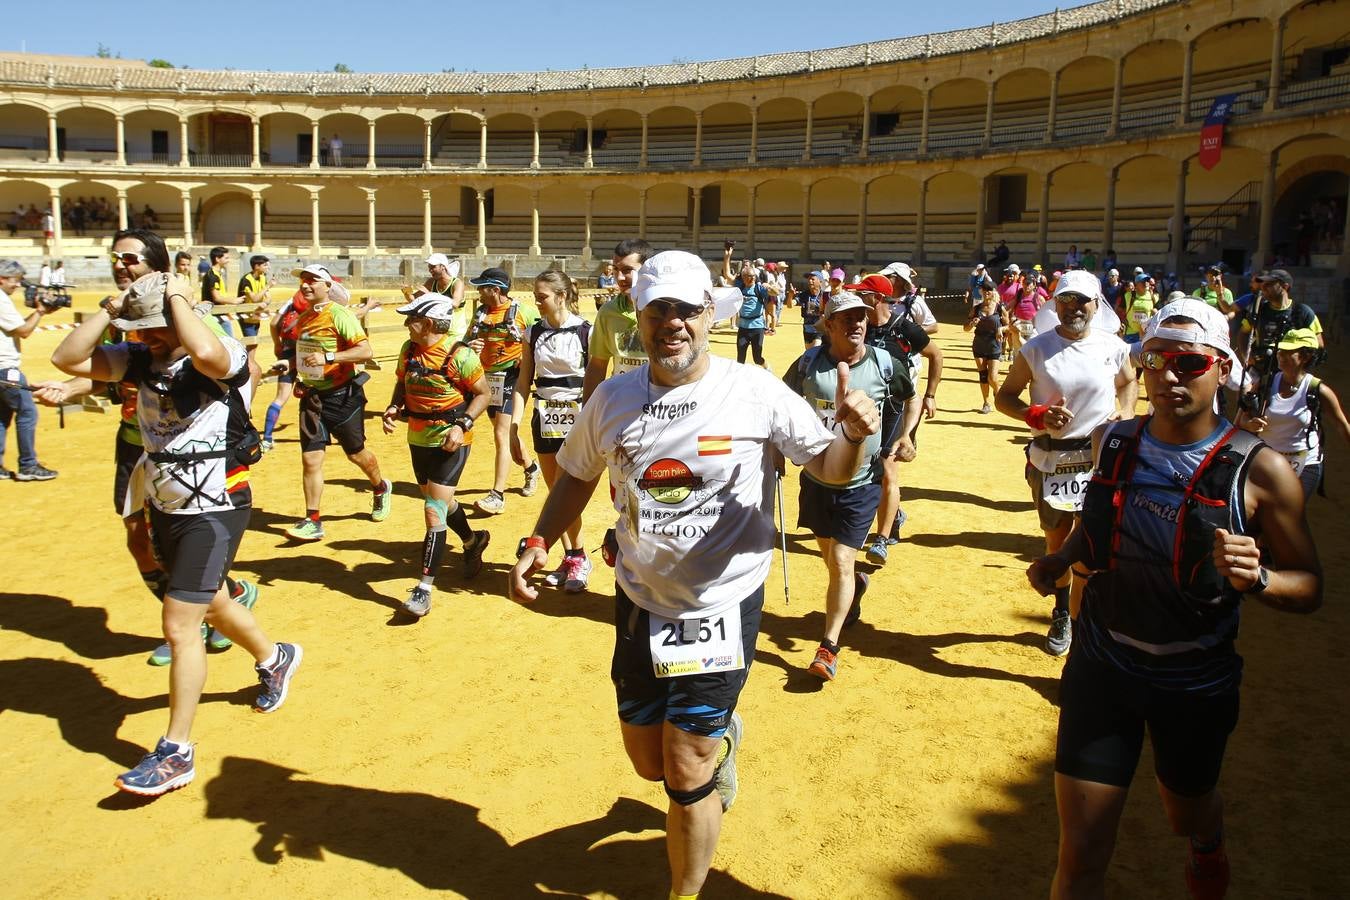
[236,277,250,298]
[394,340,411,382]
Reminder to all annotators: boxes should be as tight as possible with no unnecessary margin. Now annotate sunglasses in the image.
[1054,293,1096,306]
[645,300,706,320]
[110,251,146,266]
[1139,350,1222,375]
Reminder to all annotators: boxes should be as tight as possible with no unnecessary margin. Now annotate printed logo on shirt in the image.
[637,457,704,504]
[1132,490,1180,523]
[697,435,732,456]
[643,400,698,419]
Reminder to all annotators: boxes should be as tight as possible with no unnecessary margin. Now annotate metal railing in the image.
[1185,180,1260,252]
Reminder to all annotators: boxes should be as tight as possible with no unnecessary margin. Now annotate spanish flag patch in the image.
[697,435,732,456]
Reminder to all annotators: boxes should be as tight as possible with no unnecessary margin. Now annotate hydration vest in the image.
[124,346,262,467]
[469,299,523,344]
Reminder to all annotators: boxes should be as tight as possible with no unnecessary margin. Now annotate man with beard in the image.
[507,250,880,900]
[996,270,1137,656]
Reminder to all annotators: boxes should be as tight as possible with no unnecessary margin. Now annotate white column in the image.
[639,114,649,168]
[1101,168,1117,258]
[919,89,931,154]
[1046,71,1060,141]
[1256,151,1277,266]
[690,186,702,254]
[309,190,321,254]
[1036,173,1052,266]
[748,108,759,165]
[251,117,261,168]
[798,183,811,260]
[115,115,127,166]
[855,182,869,265]
[475,190,487,254]
[366,189,378,253]
[251,190,263,250]
[47,112,60,163]
[1265,17,1285,112]
[1168,159,1188,272]
[423,119,433,169]
[582,189,594,258]
[1178,42,1194,126]
[422,189,433,254]
[529,190,541,256]
[585,116,594,168]
[638,188,648,238]
[179,116,191,166]
[478,119,488,169]
[116,189,128,230]
[973,174,988,261]
[693,111,703,167]
[50,190,63,255]
[983,80,996,147]
[746,183,757,249]
[860,96,871,158]
[1108,57,1124,137]
[180,189,192,248]
[531,118,540,170]
[367,120,377,169]
[803,104,814,161]
[309,121,320,170]
[915,180,928,263]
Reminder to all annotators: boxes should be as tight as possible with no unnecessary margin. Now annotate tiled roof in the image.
[0,0,1174,97]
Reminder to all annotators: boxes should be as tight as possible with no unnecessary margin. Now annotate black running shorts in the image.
[148,506,250,604]
[409,443,470,488]
[299,382,367,454]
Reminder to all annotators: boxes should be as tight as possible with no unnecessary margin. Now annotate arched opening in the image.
[991,69,1050,148]
[54,105,117,162]
[259,111,312,167]
[1054,57,1114,141]
[692,181,748,257]
[590,109,643,168]
[591,184,641,252]
[537,110,586,169]
[1114,154,1181,268]
[125,108,182,164]
[751,178,804,260]
[199,189,255,246]
[1190,18,1271,119]
[1041,163,1107,269]
[646,106,697,170]
[757,98,808,164]
[927,77,987,151]
[0,104,53,162]
[260,184,318,251]
[646,182,692,247]
[865,174,921,263]
[807,177,860,262]
[923,171,980,263]
[1119,39,1184,132]
[539,184,588,255]
[57,180,121,238]
[1280,0,1350,107]
[866,86,923,156]
[0,179,57,239]
[127,183,187,242]
[373,113,427,168]
[811,92,863,159]
[486,183,532,252]
[314,112,369,169]
[698,103,753,167]
[431,112,484,168]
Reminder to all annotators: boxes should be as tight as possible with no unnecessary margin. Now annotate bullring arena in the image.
[2,0,1348,896]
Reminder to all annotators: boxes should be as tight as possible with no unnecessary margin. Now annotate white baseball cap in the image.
[632,250,743,320]
[1005,264,1021,275]
[291,264,332,282]
[1143,297,1235,363]
[426,252,451,267]
[879,261,915,284]
[1052,269,1104,302]
[396,295,456,320]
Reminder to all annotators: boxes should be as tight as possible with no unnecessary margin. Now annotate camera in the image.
[724,240,736,250]
[21,281,73,310]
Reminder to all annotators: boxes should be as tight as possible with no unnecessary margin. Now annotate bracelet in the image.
[842,430,866,445]
[1024,403,1050,430]
[517,535,550,558]
[924,393,936,399]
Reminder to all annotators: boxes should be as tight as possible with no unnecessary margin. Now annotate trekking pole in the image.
[776,472,789,606]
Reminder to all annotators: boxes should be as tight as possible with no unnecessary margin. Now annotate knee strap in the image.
[664,777,717,807]
[979,369,989,384]
[424,497,449,526]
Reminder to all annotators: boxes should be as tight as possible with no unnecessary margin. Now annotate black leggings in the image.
[736,328,765,365]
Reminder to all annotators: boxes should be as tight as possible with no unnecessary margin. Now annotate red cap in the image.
[841,274,894,297]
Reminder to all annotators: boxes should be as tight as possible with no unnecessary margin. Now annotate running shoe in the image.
[542,560,569,588]
[259,439,274,453]
[115,738,195,797]
[207,627,233,650]
[979,403,992,414]
[563,554,593,593]
[808,644,839,681]
[864,537,888,566]
[475,491,505,515]
[0,468,14,480]
[403,586,431,618]
[286,518,325,542]
[463,530,491,578]
[844,573,868,627]
[1046,611,1073,657]
[232,579,260,611]
[254,642,303,714]
[15,463,57,481]
[715,711,743,812]
[371,479,393,522]
[888,508,909,544]
[147,641,173,666]
[1185,842,1230,900]
[522,464,541,497]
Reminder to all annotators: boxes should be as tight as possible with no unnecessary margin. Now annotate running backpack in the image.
[792,345,897,405]
[528,319,591,369]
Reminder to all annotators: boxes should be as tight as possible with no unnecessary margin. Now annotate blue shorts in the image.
[797,477,882,548]
[611,586,762,738]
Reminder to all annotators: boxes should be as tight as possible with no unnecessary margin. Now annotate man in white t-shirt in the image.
[996,269,1137,656]
[507,250,880,900]
[0,259,59,480]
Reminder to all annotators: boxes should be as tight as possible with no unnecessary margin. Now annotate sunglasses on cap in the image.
[109,251,146,266]
[1139,350,1222,375]
[644,299,706,320]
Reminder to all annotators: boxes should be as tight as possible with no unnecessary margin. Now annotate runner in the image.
[725,245,770,368]
[52,271,302,797]
[879,261,939,335]
[400,252,468,343]
[786,291,913,680]
[510,270,593,592]
[1120,272,1159,348]
[507,249,881,900]
[1030,298,1321,899]
[260,289,302,452]
[1007,270,1046,359]
[799,269,827,348]
[464,266,542,514]
[1234,327,1350,500]
[966,285,1008,414]
[381,295,492,618]
[582,238,654,402]
[995,269,1137,656]
[1192,264,1234,314]
[285,264,391,542]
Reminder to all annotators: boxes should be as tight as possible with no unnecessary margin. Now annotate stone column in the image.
[1046,70,1060,142]
[582,189,594,258]
[251,117,261,168]
[47,112,60,163]
[638,188,648,239]
[366,189,378,253]
[919,89,931,154]
[585,116,594,168]
[116,189,128,230]
[747,183,757,250]
[531,117,540,170]
[367,119,377,169]
[309,121,319,170]
[422,189,433,255]
[693,111,703,167]
[803,104,814,161]
[115,115,127,166]
[423,119,433,169]
[251,190,263,250]
[973,174,988,262]
[475,190,487,254]
[748,107,759,165]
[982,80,996,147]
[855,182,868,264]
[799,182,812,260]
[860,95,871,158]
[309,190,321,254]
[690,186,702,254]
[1036,173,1053,266]
[1178,41,1194,126]
[529,190,541,256]
[1168,159,1188,273]
[1101,167,1118,258]
[1256,151,1278,267]
[49,190,63,255]
[180,116,191,166]
[1265,16,1285,112]
[179,189,192,248]
[1108,57,1124,137]
[915,180,928,263]
[639,113,649,168]
[478,119,488,169]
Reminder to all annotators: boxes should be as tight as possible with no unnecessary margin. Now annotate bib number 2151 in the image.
[647,610,744,678]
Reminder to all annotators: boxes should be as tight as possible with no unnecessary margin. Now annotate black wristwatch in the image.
[1249,566,1271,594]
[455,413,475,431]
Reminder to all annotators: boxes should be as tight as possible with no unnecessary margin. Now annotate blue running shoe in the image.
[254,643,303,713]
[115,738,195,796]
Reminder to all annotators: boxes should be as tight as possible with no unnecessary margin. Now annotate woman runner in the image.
[966,286,1008,414]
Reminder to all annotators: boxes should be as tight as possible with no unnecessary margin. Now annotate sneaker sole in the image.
[807,661,836,681]
[114,767,195,796]
[14,473,57,482]
[234,581,260,611]
[402,599,431,618]
[563,580,589,593]
[1045,641,1071,658]
[286,529,324,542]
[208,632,234,651]
[254,644,304,714]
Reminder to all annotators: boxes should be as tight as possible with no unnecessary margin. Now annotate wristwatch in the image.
[457,413,476,430]
[516,535,549,558]
[1249,566,1271,594]
[324,351,336,364]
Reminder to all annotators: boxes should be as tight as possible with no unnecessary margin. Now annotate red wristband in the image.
[524,535,548,552]
[1025,403,1050,430]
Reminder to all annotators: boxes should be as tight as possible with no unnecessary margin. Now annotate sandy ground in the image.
[2,293,1347,899]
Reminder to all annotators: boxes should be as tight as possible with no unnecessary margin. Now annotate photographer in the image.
[0,259,58,481]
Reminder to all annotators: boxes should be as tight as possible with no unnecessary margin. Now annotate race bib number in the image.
[295,336,324,381]
[1131,310,1150,324]
[647,609,743,678]
[1016,320,1036,339]
[1281,449,1309,475]
[537,397,580,439]
[813,398,838,432]
[615,356,645,375]
[1042,449,1093,511]
[487,371,507,407]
